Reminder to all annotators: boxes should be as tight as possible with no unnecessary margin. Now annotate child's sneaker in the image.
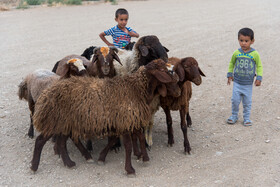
[243,120,252,126]
[227,116,238,124]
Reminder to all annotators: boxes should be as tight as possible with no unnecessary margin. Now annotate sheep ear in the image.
[139,45,149,56]
[175,63,185,81]
[59,63,70,78]
[157,84,167,97]
[152,71,173,83]
[163,46,169,52]
[199,67,206,77]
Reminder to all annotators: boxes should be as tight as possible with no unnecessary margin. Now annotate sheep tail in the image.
[18,80,28,101]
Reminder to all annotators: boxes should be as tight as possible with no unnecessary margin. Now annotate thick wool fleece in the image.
[33,67,152,142]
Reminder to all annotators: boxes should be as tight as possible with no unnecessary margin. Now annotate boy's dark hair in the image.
[115,8,129,18]
[238,28,254,40]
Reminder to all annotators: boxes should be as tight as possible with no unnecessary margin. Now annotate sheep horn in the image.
[109,46,119,53]
[93,47,100,54]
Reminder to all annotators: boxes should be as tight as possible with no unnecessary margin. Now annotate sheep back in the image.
[33,69,152,142]
[18,69,59,102]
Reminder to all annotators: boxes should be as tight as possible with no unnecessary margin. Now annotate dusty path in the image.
[0,0,280,186]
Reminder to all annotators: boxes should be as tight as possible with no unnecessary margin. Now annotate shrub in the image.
[65,0,82,5]
[26,0,43,5]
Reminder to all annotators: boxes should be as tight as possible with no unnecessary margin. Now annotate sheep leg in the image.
[27,96,35,138]
[30,134,52,171]
[162,107,174,146]
[134,129,149,162]
[131,132,141,159]
[57,135,76,168]
[179,108,191,154]
[185,101,192,127]
[123,133,135,175]
[98,136,118,163]
[86,139,93,151]
[53,137,60,155]
[186,112,192,127]
[109,136,121,152]
[70,137,93,162]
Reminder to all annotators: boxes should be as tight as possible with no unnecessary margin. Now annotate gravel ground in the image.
[0,0,280,186]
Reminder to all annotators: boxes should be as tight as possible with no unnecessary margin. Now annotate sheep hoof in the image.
[86,159,94,163]
[64,161,76,168]
[167,144,173,147]
[30,166,38,172]
[97,160,105,166]
[184,151,191,155]
[127,173,136,178]
[142,161,150,167]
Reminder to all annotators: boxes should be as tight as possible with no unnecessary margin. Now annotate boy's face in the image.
[238,34,254,52]
[115,14,128,29]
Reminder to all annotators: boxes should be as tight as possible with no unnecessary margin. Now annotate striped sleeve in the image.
[127,27,137,33]
[104,27,114,36]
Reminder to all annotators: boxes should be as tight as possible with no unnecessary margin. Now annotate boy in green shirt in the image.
[227,28,263,126]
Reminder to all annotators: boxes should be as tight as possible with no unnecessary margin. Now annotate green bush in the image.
[105,0,117,5]
[47,0,62,4]
[26,0,43,5]
[65,0,82,5]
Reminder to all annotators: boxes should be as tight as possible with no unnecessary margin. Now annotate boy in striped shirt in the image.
[99,8,139,49]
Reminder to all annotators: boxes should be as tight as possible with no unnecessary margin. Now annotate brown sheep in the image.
[53,47,121,78]
[18,58,88,138]
[159,57,205,154]
[30,59,180,176]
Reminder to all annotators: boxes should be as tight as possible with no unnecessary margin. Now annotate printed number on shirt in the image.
[238,59,249,69]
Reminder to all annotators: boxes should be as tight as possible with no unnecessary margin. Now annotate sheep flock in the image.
[18,35,205,176]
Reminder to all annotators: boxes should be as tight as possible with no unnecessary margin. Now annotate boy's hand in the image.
[128,31,139,38]
[227,77,233,85]
[255,80,261,86]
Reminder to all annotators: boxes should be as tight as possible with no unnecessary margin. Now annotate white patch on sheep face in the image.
[166,64,174,71]
[67,59,86,72]
[73,60,86,72]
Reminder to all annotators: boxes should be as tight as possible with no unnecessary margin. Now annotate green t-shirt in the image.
[227,48,263,85]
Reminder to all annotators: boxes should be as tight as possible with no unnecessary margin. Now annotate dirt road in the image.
[0,0,280,186]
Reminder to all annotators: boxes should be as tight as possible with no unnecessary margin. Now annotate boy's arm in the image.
[227,52,237,85]
[99,32,114,47]
[128,31,139,38]
[254,52,263,86]
[126,27,139,38]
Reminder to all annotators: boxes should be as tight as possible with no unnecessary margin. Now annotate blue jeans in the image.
[231,82,253,122]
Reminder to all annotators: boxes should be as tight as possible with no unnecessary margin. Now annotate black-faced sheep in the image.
[159,57,205,154]
[113,35,169,76]
[30,59,180,175]
[18,58,87,138]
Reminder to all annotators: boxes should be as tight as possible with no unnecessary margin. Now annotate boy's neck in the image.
[117,25,126,30]
[239,47,254,53]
